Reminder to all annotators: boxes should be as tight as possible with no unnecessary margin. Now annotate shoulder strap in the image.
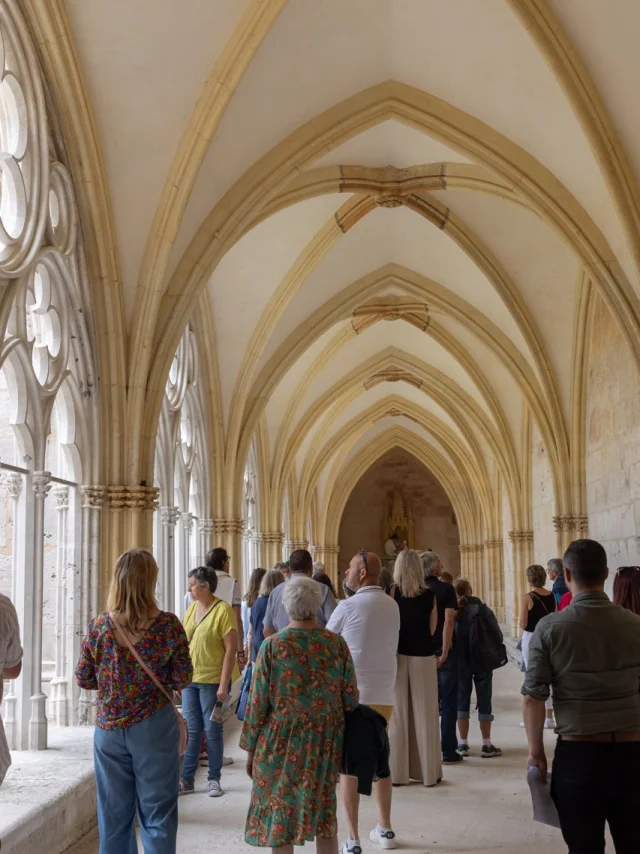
[110,612,174,705]
[530,592,550,615]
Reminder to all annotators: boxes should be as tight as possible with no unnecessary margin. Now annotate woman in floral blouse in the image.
[241,575,359,853]
[76,549,192,854]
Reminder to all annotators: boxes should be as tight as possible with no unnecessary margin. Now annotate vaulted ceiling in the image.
[55,0,640,545]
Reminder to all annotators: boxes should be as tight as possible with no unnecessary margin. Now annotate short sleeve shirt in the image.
[424,576,457,652]
[183,599,240,684]
[263,573,337,632]
[215,571,242,608]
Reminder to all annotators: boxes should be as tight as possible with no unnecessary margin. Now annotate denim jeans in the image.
[457,668,494,721]
[94,703,179,854]
[551,739,640,853]
[436,654,459,759]
[181,683,223,783]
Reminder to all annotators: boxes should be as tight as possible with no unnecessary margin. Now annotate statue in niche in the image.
[383,487,414,568]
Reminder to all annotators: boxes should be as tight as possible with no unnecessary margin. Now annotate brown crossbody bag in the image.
[110,612,189,756]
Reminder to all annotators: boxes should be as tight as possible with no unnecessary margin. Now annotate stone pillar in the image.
[158,506,179,612]
[2,473,22,748]
[213,518,245,580]
[199,518,215,567]
[78,486,105,725]
[288,538,309,552]
[49,486,70,727]
[260,531,285,569]
[252,532,264,569]
[553,515,588,554]
[508,530,534,636]
[485,539,505,622]
[105,485,159,587]
[29,471,52,750]
[176,512,194,611]
[312,545,341,585]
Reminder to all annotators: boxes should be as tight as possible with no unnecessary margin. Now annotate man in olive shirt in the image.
[523,539,640,853]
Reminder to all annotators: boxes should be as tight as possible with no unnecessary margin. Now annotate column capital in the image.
[32,470,52,498]
[484,539,504,550]
[107,485,159,511]
[313,544,341,556]
[199,518,215,535]
[459,543,484,554]
[288,538,309,551]
[214,517,245,536]
[261,530,285,545]
[81,485,106,508]
[181,512,195,533]
[160,505,180,526]
[3,472,23,498]
[51,485,70,509]
[552,515,588,534]
[508,530,534,544]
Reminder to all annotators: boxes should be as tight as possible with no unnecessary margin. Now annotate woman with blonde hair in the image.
[388,549,441,786]
[76,549,192,854]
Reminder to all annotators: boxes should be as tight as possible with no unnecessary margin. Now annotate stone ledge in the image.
[0,727,96,854]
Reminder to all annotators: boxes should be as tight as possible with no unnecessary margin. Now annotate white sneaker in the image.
[222,755,234,766]
[207,780,224,798]
[370,827,397,850]
[340,842,362,854]
[544,718,556,730]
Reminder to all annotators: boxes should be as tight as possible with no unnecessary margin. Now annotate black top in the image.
[392,586,436,657]
[525,591,557,633]
[424,576,458,653]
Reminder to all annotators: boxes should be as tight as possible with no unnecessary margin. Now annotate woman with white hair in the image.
[241,576,359,853]
[388,549,442,787]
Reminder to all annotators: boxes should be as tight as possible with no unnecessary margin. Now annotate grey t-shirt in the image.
[263,573,337,632]
[522,590,640,735]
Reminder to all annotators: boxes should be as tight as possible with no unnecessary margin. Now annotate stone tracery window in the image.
[0,1,98,750]
[154,322,211,616]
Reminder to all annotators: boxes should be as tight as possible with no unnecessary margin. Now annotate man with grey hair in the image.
[422,551,462,765]
[547,557,568,606]
[263,549,336,636]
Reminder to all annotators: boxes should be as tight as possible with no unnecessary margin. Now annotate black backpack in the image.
[468,602,508,673]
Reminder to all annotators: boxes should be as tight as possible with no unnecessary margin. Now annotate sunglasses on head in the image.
[360,549,368,569]
[616,566,640,574]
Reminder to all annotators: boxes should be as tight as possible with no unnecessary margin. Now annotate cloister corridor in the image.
[1,0,640,852]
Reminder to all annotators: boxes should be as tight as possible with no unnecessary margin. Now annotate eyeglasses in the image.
[360,549,368,569]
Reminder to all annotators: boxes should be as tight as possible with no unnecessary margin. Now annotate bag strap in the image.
[530,592,550,615]
[192,598,223,632]
[109,612,176,707]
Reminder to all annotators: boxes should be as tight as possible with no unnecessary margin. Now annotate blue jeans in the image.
[437,656,459,760]
[94,703,179,854]
[457,668,494,721]
[181,683,223,783]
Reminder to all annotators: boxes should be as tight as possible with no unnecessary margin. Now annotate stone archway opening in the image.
[337,446,460,580]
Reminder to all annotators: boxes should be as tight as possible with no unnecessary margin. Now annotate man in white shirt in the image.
[0,593,23,786]
[328,551,400,853]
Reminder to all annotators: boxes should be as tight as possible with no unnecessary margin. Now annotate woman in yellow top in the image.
[180,566,238,798]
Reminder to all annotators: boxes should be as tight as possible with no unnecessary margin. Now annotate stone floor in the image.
[64,663,575,854]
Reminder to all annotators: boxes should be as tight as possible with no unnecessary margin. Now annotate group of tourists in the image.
[3,533,640,853]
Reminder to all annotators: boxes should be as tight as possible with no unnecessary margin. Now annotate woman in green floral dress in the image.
[241,576,359,853]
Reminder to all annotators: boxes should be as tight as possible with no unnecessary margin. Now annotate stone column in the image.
[553,515,588,553]
[262,531,285,568]
[252,532,264,569]
[158,505,179,612]
[104,485,159,584]
[176,512,194,612]
[2,473,22,748]
[485,539,505,622]
[508,530,534,636]
[29,471,52,750]
[312,545,341,585]
[288,538,309,552]
[213,519,245,580]
[49,486,70,727]
[199,518,215,567]
[78,486,105,725]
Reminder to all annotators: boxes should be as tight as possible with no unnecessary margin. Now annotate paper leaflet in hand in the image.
[527,766,561,829]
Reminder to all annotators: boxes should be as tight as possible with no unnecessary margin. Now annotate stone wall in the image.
[338,448,460,578]
[531,421,558,566]
[586,294,640,585]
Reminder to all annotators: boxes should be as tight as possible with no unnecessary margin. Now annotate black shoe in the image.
[481,744,503,758]
[442,753,464,765]
[456,743,470,757]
